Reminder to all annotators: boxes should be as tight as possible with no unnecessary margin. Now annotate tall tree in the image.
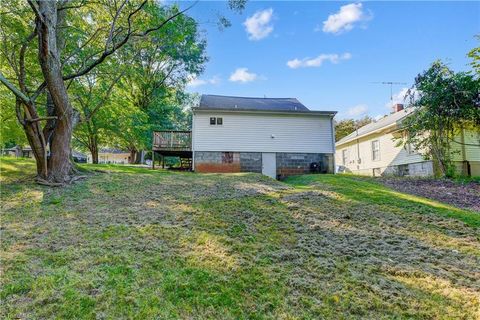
[401,60,479,177]
[71,67,124,164]
[0,0,207,184]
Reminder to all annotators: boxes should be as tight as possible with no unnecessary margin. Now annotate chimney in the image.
[392,103,404,113]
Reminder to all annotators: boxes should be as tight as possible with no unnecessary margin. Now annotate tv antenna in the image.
[372,81,407,106]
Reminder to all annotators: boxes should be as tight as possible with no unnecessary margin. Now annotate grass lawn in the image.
[1,157,479,319]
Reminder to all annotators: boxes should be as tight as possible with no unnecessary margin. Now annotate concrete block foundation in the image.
[195,151,334,177]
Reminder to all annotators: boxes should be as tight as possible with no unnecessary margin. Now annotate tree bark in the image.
[36,1,74,183]
[129,147,137,164]
[88,133,99,164]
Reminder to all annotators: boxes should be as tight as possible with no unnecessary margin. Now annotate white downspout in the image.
[331,115,336,174]
[191,110,195,171]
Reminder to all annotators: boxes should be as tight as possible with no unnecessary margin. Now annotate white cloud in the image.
[229,68,258,83]
[244,8,274,40]
[347,104,368,117]
[322,3,371,34]
[286,52,352,69]
[385,87,419,109]
[187,75,220,88]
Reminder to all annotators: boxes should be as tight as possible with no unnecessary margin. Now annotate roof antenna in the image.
[371,81,407,108]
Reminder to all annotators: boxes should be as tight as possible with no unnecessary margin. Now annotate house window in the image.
[372,140,380,161]
[222,152,233,164]
[216,117,223,125]
[210,117,216,125]
[342,149,349,165]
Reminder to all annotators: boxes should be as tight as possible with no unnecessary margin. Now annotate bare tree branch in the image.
[0,72,31,104]
[26,116,58,123]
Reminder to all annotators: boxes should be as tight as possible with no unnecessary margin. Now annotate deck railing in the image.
[153,130,192,151]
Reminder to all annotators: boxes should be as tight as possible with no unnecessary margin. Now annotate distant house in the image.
[153,94,337,178]
[2,146,88,163]
[1,146,34,158]
[335,104,480,177]
[88,149,131,164]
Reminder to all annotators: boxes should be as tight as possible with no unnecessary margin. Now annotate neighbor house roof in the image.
[99,148,129,154]
[336,108,415,146]
[72,150,87,158]
[196,94,336,116]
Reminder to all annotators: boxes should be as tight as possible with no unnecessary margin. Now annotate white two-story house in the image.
[153,94,337,178]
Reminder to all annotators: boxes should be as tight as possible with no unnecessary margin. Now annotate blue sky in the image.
[185,1,479,119]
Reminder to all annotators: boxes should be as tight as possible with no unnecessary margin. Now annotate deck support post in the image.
[152,151,155,170]
[162,155,165,169]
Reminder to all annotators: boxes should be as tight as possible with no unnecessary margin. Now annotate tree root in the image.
[68,175,87,184]
[35,175,88,187]
[35,178,64,187]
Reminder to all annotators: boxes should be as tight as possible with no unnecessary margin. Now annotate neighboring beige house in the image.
[335,104,480,177]
[88,149,131,164]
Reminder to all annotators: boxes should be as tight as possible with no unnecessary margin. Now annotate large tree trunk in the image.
[36,1,75,183]
[129,147,137,164]
[88,134,99,164]
[16,98,49,178]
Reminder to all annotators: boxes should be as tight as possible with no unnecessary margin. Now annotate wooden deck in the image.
[152,130,192,156]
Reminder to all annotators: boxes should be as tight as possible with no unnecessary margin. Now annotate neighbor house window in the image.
[372,140,380,161]
[216,117,223,125]
[342,149,349,165]
[210,117,216,125]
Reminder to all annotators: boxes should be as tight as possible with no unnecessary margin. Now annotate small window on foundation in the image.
[216,117,223,125]
[222,152,233,164]
[210,117,216,125]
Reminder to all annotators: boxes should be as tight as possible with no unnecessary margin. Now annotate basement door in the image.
[262,153,277,179]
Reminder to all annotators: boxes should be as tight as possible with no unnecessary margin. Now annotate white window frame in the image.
[372,140,380,161]
[342,149,349,165]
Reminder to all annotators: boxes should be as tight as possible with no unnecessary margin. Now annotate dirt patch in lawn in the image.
[376,177,480,212]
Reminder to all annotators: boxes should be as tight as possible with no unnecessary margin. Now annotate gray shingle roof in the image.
[99,148,129,154]
[336,108,414,145]
[198,94,310,112]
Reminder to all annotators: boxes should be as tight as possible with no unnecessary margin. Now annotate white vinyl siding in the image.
[335,130,426,174]
[451,129,480,162]
[193,111,334,153]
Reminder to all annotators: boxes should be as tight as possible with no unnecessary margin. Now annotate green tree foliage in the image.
[468,35,480,74]
[0,87,27,148]
[71,3,206,163]
[401,60,480,177]
[0,0,217,181]
[335,116,374,141]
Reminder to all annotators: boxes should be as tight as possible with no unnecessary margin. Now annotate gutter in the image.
[192,107,337,117]
[336,122,398,147]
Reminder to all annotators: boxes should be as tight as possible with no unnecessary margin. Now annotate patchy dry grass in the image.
[1,157,479,319]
